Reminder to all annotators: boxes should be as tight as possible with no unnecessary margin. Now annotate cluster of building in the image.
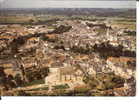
[0,19,136,95]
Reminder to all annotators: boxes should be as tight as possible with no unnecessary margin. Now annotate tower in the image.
[106,27,110,37]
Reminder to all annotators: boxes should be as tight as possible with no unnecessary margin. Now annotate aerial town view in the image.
[0,0,136,96]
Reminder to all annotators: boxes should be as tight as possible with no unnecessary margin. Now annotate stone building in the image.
[45,66,85,90]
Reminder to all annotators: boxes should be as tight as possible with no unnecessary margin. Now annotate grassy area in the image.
[112,23,136,31]
[0,16,35,24]
[53,84,69,89]
[111,18,136,30]
[74,87,90,93]
[23,79,44,87]
[27,86,49,91]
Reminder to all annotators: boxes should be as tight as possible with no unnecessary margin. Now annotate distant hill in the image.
[0,8,136,18]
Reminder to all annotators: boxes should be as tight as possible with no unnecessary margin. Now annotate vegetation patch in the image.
[23,79,44,87]
[83,72,125,91]
[53,84,69,90]
[27,86,49,91]
[74,86,90,93]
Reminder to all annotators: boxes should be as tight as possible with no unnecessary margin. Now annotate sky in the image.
[0,0,136,9]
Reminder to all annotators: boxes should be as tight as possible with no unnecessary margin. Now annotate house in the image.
[106,57,135,79]
[27,37,40,44]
